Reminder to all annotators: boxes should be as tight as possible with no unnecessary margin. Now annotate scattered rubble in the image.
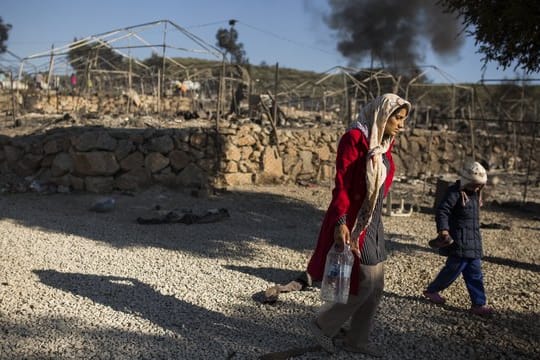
[136,207,230,225]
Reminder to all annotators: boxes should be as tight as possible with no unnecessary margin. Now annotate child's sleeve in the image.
[436,188,460,232]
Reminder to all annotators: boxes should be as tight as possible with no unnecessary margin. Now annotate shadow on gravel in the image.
[482,255,540,273]
[485,200,540,220]
[24,270,540,360]
[383,290,465,313]
[224,265,318,305]
[0,188,324,261]
[32,269,310,358]
[224,265,303,285]
[386,234,540,273]
[0,315,197,360]
[381,289,540,359]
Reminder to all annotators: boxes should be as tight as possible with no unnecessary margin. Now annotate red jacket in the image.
[306,128,395,295]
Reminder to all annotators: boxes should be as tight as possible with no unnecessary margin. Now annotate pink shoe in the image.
[423,291,446,304]
[470,305,494,315]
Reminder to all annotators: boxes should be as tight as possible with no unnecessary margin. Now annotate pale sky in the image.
[1,0,536,83]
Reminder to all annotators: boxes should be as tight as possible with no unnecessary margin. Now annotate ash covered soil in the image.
[0,178,538,359]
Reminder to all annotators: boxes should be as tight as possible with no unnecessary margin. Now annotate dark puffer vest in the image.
[436,181,483,259]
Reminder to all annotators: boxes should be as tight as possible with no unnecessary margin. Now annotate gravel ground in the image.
[0,180,539,360]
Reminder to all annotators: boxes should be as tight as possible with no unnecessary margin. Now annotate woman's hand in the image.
[333,224,350,252]
[349,237,360,257]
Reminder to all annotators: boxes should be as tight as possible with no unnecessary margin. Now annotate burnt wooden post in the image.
[273,62,279,128]
[523,103,537,203]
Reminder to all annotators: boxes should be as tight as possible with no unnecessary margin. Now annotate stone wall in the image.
[219,121,538,186]
[0,120,537,193]
[13,93,196,115]
[392,129,537,179]
[0,126,217,193]
[218,120,339,186]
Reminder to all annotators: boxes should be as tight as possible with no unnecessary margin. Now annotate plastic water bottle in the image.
[320,244,354,304]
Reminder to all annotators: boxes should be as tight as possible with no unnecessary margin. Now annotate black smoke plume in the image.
[324,0,464,72]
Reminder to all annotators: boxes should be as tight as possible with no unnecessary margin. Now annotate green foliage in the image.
[139,55,540,106]
[438,0,540,73]
[249,64,332,94]
[142,52,165,73]
[67,38,126,74]
[0,17,12,54]
[157,56,327,94]
[215,26,247,64]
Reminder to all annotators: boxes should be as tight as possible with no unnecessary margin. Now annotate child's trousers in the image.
[427,256,487,305]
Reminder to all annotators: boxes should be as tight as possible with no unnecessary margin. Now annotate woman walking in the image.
[308,93,411,357]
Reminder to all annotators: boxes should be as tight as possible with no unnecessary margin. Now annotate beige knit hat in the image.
[460,161,487,186]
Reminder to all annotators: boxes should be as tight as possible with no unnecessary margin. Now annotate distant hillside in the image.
[171,57,539,132]
[172,57,341,95]
[172,57,540,98]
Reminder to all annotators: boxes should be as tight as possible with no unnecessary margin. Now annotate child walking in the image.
[423,161,494,315]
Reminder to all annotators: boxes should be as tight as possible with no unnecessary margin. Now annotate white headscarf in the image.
[349,93,411,241]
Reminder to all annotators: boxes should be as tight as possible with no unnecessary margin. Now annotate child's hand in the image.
[429,230,454,248]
